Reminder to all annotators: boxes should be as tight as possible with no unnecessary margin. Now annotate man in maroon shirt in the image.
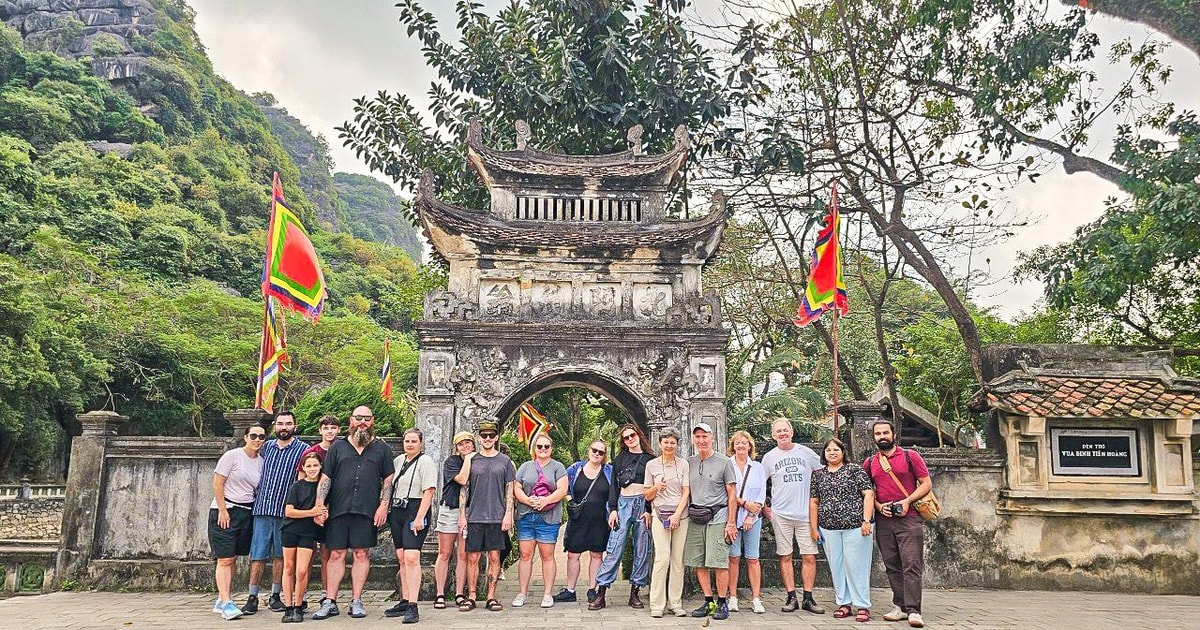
[861,420,933,629]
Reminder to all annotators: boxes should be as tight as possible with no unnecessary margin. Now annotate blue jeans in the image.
[821,526,873,609]
[596,494,651,587]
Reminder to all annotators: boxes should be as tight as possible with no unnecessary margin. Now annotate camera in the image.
[886,503,902,517]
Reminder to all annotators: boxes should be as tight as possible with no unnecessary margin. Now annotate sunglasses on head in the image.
[534,443,552,450]
[590,447,606,456]
[247,433,267,441]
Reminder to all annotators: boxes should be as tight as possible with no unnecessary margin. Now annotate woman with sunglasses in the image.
[589,423,655,610]
[553,439,613,604]
[512,434,569,608]
[209,426,266,620]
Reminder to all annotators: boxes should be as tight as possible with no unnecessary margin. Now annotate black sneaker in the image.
[281,606,296,623]
[384,600,411,618]
[713,601,730,621]
[551,588,577,603]
[802,598,826,614]
[402,604,419,624]
[270,593,286,612]
[586,588,597,603]
[691,601,715,617]
[243,594,260,615]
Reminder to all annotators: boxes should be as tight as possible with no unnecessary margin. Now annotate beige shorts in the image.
[435,507,461,534]
[772,514,819,556]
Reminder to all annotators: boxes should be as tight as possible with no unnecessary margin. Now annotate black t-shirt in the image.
[608,450,653,507]
[322,438,396,519]
[442,454,465,509]
[282,479,319,537]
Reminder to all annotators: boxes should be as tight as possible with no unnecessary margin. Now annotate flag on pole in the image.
[516,402,551,456]
[263,173,327,321]
[255,296,287,413]
[380,339,393,403]
[794,182,849,326]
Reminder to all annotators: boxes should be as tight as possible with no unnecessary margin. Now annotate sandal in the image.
[454,593,467,607]
[856,608,871,623]
[486,598,503,612]
[433,595,447,609]
[458,598,476,612]
[834,605,853,619]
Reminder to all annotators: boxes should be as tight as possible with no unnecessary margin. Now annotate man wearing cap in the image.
[761,417,825,614]
[433,430,476,609]
[455,421,515,612]
[685,422,738,621]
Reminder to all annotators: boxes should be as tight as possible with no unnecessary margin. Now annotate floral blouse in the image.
[809,462,873,530]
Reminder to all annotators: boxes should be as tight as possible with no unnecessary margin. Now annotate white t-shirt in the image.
[211,447,263,509]
[761,444,821,520]
[392,453,438,499]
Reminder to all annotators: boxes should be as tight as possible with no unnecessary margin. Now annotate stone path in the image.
[1,586,1198,629]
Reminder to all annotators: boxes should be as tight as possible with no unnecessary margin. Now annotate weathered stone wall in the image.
[0,499,62,541]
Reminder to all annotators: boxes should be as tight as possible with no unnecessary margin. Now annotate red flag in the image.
[262,173,327,321]
[794,182,849,326]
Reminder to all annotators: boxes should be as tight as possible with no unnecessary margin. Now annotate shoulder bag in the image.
[565,465,599,521]
[877,451,940,521]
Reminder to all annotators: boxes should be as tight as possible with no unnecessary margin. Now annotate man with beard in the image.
[312,406,395,620]
[761,418,824,614]
[246,411,309,614]
[861,420,933,629]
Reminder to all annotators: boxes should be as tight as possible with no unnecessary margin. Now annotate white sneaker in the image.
[540,595,554,608]
[727,596,739,612]
[499,569,507,581]
[512,593,527,607]
[671,607,689,617]
[908,612,925,627]
[751,598,766,614]
[883,606,907,621]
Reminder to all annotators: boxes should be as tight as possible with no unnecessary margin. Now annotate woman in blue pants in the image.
[588,423,654,610]
[809,438,876,623]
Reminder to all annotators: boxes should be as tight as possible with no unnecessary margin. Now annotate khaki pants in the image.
[649,516,689,614]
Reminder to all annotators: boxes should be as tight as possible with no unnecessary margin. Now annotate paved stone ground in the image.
[2,585,1198,629]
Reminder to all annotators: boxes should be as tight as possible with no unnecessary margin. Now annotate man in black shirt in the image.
[312,406,395,619]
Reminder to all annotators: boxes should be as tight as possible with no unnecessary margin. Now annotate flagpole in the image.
[831,306,840,435]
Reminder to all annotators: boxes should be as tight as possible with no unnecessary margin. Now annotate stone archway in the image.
[412,120,728,468]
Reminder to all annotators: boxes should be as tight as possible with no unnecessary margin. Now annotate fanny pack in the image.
[687,504,722,525]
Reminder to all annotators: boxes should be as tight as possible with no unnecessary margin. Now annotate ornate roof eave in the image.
[415,171,726,260]
[465,119,689,188]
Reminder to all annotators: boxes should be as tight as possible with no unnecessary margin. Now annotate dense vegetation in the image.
[0,3,435,479]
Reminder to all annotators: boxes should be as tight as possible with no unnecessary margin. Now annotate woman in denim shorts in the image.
[512,434,569,608]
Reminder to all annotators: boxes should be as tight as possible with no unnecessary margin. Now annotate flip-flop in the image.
[433,595,447,609]
[834,605,853,618]
[458,598,476,612]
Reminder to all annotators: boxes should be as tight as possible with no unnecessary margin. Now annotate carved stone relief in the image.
[529,281,572,317]
[424,289,477,321]
[583,283,621,318]
[633,283,672,320]
[480,280,519,318]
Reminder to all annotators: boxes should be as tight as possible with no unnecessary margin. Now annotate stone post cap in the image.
[76,410,128,437]
[838,401,887,421]
[224,408,271,437]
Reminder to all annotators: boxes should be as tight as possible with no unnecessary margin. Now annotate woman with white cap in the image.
[432,430,475,610]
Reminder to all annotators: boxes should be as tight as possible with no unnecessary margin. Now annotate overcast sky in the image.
[189,0,1198,322]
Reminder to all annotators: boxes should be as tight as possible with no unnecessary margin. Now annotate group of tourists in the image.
[209,410,933,628]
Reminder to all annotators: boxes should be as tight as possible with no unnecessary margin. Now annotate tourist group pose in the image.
[210,410,933,627]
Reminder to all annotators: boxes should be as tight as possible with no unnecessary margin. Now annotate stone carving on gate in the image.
[583,283,621,318]
[529,281,572,317]
[634,283,672,320]
[480,281,518,317]
[634,353,700,425]
[425,289,477,321]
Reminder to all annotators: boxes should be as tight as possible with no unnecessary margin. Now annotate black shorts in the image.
[209,506,253,559]
[281,528,318,550]
[465,522,506,553]
[388,501,430,550]
[323,514,377,550]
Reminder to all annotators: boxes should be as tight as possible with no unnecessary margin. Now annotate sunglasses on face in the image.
[534,444,552,450]
[590,447,606,456]
[247,433,267,441]
[479,433,498,439]
[622,433,637,441]
[351,414,373,421]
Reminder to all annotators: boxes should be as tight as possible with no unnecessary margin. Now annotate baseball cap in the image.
[453,431,475,445]
[477,421,499,435]
[692,422,713,434]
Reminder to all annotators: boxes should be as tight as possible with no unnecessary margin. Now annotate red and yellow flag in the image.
[517,402,551,456]
[380,339,393,403]
[262,173,326,321]
[255,296,287,412]
[794,182,849,327]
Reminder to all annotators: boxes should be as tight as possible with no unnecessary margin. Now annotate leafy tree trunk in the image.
[1069,0,1200,56]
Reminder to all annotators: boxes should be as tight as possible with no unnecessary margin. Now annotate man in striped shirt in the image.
[246,411,309,614]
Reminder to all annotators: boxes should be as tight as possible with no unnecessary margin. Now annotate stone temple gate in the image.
[413,120,728,465]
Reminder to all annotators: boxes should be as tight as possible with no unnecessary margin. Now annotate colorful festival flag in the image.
[262,173,327,321]
[255,296,287,413]
[380,339,393,403]
[794,182,849,326]
[516,402,551,456]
